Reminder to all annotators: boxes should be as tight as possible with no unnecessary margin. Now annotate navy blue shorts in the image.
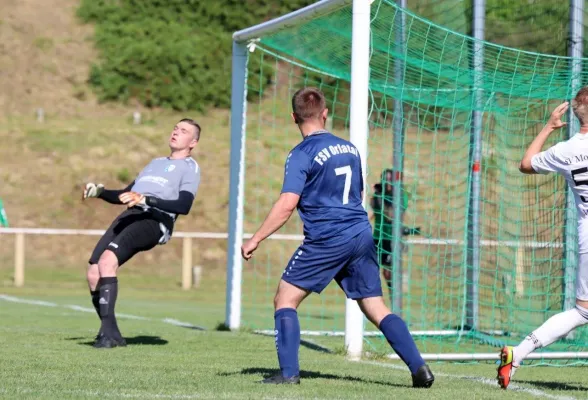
[282,228,383,300]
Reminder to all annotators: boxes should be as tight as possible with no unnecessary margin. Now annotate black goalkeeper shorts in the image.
[89,208,162,266]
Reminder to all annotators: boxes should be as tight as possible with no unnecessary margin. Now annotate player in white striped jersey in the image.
[498,89,588,389]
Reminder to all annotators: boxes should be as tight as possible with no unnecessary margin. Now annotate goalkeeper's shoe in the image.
[93,335,127,349]
[497,346,518,389]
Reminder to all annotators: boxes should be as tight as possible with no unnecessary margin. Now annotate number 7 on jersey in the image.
[335,165,352,205]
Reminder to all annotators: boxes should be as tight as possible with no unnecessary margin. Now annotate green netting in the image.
[240,0,588,365]
[408,0,579,57]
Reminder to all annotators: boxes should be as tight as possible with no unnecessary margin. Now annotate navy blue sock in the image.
[274,308,300,378]
[379,314,425,375]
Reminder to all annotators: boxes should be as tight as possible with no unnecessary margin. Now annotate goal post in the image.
[225,40,248,331]
[226,0,588,365]
[226,0,368,357]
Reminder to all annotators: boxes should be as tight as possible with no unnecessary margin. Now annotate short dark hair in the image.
[573,87,588,125]
[179,118,201,141]
[291,87,326,124]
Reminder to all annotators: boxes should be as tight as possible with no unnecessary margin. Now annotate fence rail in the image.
[0,228,562,288]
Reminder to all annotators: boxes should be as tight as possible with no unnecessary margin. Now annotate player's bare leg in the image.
[274,279,310,310]
[498,298,588,389]
[261,279,310,384]
[94,250,126,348]
[86,263,103,341]
[358,296,434,388]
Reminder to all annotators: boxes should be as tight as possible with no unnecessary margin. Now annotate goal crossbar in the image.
[233,0,351,43]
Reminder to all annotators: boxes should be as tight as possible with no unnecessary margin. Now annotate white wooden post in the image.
[192,265,202,288]
[14,232,25,287]
[182,237,192,290]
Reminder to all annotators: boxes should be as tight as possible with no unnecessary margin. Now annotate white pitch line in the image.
[0,294,205,331]
[162,318,206,330]
[0,294,57,307]
[362,360,578,400]
[65,304,95,313]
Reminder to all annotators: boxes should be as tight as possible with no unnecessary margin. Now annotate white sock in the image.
[513,305,588,366]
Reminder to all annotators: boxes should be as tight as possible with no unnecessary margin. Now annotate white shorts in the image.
[577,253,588,301]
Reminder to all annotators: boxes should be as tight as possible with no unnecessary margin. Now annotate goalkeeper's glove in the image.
[118,191,146,208]
[83,183,104,200]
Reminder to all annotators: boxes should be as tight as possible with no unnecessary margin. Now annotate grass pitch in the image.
[1,281,587,400]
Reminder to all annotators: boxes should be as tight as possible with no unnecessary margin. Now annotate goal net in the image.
[226,0,588,364]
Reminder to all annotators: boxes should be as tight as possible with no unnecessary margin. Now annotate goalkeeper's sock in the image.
[90,290,101,320]
[274,308,300,378]
[98,277,122,339]
[379,313,425,375]
[513,305,588,366]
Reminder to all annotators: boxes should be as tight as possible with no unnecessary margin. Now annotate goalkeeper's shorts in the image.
[88,208,162,266]
[281,228,383,300]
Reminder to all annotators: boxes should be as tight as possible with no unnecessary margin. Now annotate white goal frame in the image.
[224,0,588,362]
[225,0,364,360]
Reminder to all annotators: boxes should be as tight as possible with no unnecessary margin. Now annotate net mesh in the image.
[239,0,588,364]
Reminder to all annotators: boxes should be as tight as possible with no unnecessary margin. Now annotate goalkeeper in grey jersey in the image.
[82,118,201,348]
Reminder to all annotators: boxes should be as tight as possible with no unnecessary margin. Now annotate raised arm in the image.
[519,102,568,174]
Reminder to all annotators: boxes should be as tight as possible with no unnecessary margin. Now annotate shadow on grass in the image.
[516,380,588,392]
[218,367,409,388]
[215,322,231,331]
[66,335,168,346]
[300,339,332,354]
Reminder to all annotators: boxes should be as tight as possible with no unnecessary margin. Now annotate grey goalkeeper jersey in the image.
[132,156,200,221]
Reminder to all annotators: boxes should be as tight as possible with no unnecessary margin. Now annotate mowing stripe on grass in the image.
[0,294,205,330]
[0,388,292,399]
[0,388,204,399]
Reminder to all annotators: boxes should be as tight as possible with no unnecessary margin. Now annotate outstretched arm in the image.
[83,181,135,204]
[519,102,568,174]
[98,182,135,204]
[241,193,300,260]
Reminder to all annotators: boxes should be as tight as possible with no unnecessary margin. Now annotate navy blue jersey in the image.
[281,131,371,244]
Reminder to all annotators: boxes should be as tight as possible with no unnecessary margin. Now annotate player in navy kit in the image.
[82,119,201,348]
[241,88,434,387]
